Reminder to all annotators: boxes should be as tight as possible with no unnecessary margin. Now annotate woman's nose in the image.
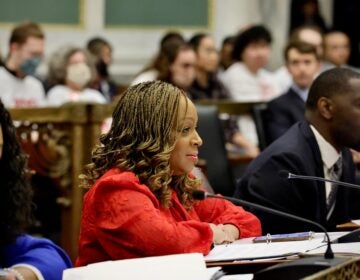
[193,130,203,147]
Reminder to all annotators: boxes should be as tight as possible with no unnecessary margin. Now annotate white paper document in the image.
[205,232,356,262]
[63,253,210,280]
[205,238,325,262]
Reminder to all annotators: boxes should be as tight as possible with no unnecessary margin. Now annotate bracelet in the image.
[3,268,26,280]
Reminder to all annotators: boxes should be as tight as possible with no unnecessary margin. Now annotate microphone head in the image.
[278,170,290,179]
[191,190,206,200]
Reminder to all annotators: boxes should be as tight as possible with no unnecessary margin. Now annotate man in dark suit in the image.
[266,41,320,143]
[235,68,360,234]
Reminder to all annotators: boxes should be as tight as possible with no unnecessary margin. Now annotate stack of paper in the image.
[63,253,213,280]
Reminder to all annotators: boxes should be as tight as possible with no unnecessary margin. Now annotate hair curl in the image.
[81,81,201,208]
[0,100,33,246]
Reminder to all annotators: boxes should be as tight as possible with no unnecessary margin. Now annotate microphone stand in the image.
[192,191,352,280]
[279,170,360,243]
[281,171,360,190]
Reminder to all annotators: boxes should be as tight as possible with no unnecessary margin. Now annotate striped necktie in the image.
[326,156,342,219]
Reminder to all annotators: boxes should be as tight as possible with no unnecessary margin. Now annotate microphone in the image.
[279,170,360,244]
[192,190,351,280]
[192,190,333,258]
[278,170,360,190]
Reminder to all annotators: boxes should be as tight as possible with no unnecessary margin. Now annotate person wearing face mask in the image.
[86,37,118,102]
[0,21,47,108]
[47,47,107,107]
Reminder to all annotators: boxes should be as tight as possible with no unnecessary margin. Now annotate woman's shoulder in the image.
[81,88,107,103]
[89,169,150,195]
[85,168,159,205]
[47,85,67,96]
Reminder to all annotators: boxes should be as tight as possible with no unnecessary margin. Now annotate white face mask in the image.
[66,62,91,88]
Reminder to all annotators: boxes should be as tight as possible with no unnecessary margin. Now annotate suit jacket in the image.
[265,87,305,144]
[234,121,360,234]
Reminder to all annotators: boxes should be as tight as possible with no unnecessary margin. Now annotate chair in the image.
[252,103,270,151]
[196,105,235,196]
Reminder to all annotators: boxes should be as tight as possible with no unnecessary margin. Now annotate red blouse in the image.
[76,169,261,266]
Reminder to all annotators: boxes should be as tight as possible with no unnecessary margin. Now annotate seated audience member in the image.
[220,25,280,147]
[275,25,324,93]
[266,41,321,143]
[131,31,185,85]
[322,30,358,72]
[0,22,46,108]
[132,40,196,92]
[86,37,118,102]
[220,25,280,102]
[188,33,259,158]
[0,100,72,279]
[47,47,106,106]
[235,68,360,234]
[76,81,261,266]
[219,35,236,71]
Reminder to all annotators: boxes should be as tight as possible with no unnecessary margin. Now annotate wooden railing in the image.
[10,103,113,262]
[194,100,263,115]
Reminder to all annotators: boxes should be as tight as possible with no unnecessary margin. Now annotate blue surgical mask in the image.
[20,57,42,76]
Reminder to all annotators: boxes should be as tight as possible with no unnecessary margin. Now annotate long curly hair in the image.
[80,81,201,208]
[0,100,33,246]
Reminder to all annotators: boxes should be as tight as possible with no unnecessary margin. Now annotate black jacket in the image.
[235,121,360,234]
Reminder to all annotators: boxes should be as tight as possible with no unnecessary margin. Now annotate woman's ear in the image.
[317,96,333,120]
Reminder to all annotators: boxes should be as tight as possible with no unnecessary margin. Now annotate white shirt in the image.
[219,62,281,145]
[130,69,158,86]
[310,125,341,199]
[219,62,281,102]
[47,85,107,107]
[0,67,46,108]
[291,84,309,102]
[273,65,293,94]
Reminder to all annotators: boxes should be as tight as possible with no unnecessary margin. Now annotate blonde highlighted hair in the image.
[81,81,201,208]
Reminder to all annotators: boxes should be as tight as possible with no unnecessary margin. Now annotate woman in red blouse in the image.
[76,81,261,266]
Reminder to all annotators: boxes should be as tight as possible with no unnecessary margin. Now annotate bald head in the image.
[306,68,360,110]
[306,68,360,151]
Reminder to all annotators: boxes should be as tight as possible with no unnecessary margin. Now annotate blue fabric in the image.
[2,234,72,280]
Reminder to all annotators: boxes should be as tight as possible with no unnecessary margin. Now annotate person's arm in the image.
[3,235,72,280]
[222,116,259,158]
[231,132,260,158]
[1,266,38,280]
[193,193,262,239]
[91,184,215,258]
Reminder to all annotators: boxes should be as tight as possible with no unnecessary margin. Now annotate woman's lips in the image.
[187,154,198,162]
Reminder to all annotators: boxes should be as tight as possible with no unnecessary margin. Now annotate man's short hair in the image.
[232,25,272,61]
[306,68,360,110]
[289,25,323,44]
[284,41,320,61]
[9,21,44,45]
[86,37,112,57]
